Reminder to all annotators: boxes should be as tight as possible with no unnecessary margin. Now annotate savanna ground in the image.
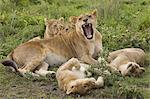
[0,0,150,98]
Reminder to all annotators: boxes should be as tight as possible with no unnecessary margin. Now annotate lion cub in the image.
[107,48,145,76]
[44,17,65,38]
[56,58,104,95]
[44,17,77,40]
[28,17,65,42]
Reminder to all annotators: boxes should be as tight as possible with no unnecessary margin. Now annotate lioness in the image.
[1,10,100,76]
[69,15,103,59]
[44,11,103,59]
[107,48,145,76]
[56,58,104,94]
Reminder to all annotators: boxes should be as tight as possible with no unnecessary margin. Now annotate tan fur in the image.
[28,36,41,42]
[108,48,145,76]
[44,17,65,38]
[44,16,77,39]
[56,58,104,94]
[4,10,100,76]
[44,10,103,59]
[93,29,103,59]
[28,17,65,42]
[69,10,102,59]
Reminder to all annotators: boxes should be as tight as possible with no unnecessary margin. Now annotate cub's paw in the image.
[96,76,104,87]
[70,58,79,64]
[46,71,56,81]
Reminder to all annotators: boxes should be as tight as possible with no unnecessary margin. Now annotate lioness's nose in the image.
[83,18,88,22]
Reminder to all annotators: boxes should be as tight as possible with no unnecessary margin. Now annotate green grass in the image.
[0,0,150,98]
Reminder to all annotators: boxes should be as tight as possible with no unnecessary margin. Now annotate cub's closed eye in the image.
[79,17,82,20]
[127,64,132,68]
[119,71,121,73]
[134,65,139,68]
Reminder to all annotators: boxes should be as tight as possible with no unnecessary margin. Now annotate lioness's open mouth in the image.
[82,23,93,39]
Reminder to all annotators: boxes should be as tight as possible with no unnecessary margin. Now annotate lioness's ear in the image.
[69,16,77,24]
[92,9,97,17]
[44,18,48,25]
[59,17,64,22]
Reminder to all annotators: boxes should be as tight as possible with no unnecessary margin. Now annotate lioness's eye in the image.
[54,25,57,27]
[66,28,69,31]
[83,85,87,88]
[71,86,74,88]
[88,15,92,18]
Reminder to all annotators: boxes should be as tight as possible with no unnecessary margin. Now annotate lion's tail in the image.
[1,60,18,72]
[1,51,18,72]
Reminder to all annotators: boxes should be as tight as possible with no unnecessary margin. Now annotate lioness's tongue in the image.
[85,26,92,38]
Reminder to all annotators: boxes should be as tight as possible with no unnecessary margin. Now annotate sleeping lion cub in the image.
[56,58,104,94]
[1,10,100,76]
[107,48,145,76]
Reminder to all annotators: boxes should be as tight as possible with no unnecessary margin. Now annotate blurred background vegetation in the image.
[0,0,150,98]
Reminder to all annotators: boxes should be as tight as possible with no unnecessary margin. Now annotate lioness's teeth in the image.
[87,35,92,38]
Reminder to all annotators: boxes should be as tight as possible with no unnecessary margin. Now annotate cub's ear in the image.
[59,17,64,22]
[69,16,77,24]
[44,18,48,25]
[91,9,97,17]
[66,88,72,94]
